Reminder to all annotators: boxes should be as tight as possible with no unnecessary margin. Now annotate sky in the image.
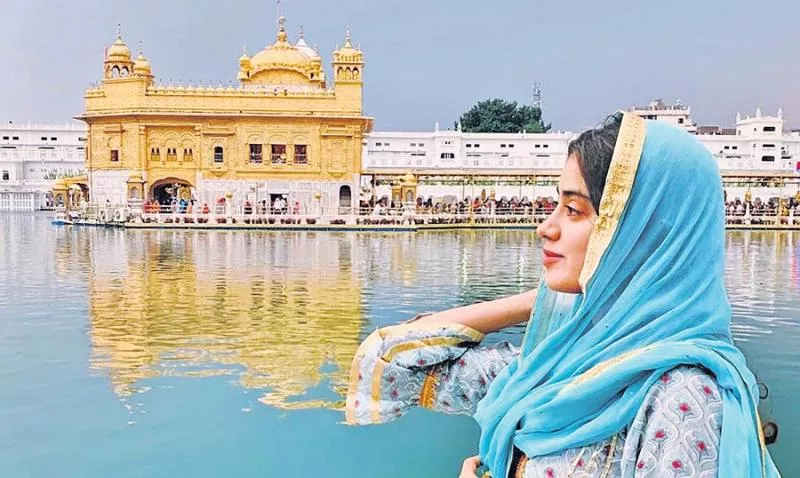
[1,0,798,133]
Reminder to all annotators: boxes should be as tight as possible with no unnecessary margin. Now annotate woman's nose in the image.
[536,211,559,242]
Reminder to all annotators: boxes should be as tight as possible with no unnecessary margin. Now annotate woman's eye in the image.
[566,205,580,216]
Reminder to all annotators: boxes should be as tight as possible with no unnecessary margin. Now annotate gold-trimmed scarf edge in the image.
[578,112,647,292]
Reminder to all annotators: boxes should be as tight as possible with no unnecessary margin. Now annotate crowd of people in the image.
[359,195,557,216]
[129,192,800,226]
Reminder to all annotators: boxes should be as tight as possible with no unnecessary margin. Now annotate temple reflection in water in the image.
[79,229,364,410]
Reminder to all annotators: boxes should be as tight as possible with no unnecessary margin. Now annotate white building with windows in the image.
[363,124,574,201]
[630,98,697,133]
[363,102,800,203]
[0,123,88,211]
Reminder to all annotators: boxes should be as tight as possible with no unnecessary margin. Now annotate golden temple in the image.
[78,18,372,211]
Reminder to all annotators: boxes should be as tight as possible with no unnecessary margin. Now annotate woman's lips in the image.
[542,249,563,266]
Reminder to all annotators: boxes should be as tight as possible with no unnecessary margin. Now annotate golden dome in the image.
[133,53,151,75]
[249,17,313,76]
[106,26,131,60]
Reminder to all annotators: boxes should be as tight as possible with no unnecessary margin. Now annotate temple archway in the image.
[338,185,352,213]
[150,178,193,205]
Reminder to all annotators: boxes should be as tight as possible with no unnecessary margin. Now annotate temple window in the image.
[271,144,287,164]
[183,148,193,161]
[294,145,308,164]
[249,144,263,163]
[110,149,119,162]
[1,171,8,181]
[213,146,224,163]
[166,148,177,161]
[150,147,160,161]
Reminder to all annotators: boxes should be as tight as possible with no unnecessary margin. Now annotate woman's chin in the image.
[544,274,581,294]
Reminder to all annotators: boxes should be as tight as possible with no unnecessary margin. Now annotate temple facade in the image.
[79,18,372,212]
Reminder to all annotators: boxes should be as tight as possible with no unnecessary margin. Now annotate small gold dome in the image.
[133,53,151,75]
[106,27,131,60]
[239,45,251,68]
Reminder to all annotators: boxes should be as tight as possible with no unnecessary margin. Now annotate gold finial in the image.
[299,25,304,40]
[344,26,352,47]
[138,40,143,57]
[116,23,122,40]
[277,15,288,42]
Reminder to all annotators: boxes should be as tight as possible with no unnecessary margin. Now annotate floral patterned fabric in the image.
[345,322,517,425]
[345,325,722,478]
[515,366,721,478]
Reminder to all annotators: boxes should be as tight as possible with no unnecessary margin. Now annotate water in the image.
[0,214,797,477]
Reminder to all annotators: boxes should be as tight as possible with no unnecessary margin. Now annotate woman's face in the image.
[536,154,598,293]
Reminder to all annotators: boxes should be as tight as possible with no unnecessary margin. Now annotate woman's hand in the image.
[459,455,482,478]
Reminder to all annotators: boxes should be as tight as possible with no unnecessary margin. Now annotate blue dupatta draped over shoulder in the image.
[474,114,780,477]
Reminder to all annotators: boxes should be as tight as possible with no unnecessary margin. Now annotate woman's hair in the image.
[567,112,623,212]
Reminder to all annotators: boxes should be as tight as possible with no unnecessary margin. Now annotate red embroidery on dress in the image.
[637,460,645,470]
[679,402,691,413]
[417,359,426,366]
[702,385,714,396]
[671,459,683,469]
[576,458,584,467]
[655,429,666,439]
[458,359,466,367]
[545,467,554,478]
[660,373,671,383]
[697,440,707,452]
[390,389,399,399]
[387,376,395,383]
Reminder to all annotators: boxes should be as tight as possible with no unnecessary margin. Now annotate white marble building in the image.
[363,102,800,202]
[0,122,88,211]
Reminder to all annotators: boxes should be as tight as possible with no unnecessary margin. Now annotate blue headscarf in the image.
[474,114,779,477]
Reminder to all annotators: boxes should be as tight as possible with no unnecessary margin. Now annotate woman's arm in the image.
[415,289,537,334]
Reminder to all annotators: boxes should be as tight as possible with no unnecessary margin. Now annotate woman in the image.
[346,112,780,477]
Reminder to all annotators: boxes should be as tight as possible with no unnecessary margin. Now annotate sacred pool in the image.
[0,213,796,477]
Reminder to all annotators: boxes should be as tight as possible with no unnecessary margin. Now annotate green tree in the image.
[456,98,551,133]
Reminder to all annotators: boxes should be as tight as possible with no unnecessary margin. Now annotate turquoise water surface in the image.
[0,214,796,477]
